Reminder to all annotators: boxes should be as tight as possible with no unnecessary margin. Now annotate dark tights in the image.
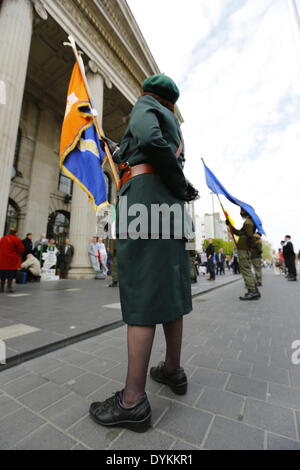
[123,317,183,405]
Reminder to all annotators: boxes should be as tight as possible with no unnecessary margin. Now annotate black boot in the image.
[108,281,118,287]
[6,279,15,293]
[150,361,188,395]
[89,391,152,433]
[0,280,5,293]
[240,290,260,300]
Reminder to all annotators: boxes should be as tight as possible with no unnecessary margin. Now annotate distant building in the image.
[195,213,230,250]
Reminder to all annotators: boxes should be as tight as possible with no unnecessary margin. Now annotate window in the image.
[11,128,22,180]
[4,199,20,235]
[58,171,73,195]
[47,210,70,245]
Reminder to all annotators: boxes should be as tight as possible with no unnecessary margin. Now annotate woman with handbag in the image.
[89,74,198,432]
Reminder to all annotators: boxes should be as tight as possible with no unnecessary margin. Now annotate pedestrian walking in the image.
[206,239,215,280]
[89,74,198,432]
[227,209,260,300]
[251,233,263,287]
[0,228,24,293]
[283,235,297,281]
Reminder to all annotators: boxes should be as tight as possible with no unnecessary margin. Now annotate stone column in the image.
[0,0,33,235]
[68,67,104,279]
[23,107,58,241]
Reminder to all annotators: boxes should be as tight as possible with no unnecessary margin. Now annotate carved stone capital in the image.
[31,0,48,20]
[88,60,113,89]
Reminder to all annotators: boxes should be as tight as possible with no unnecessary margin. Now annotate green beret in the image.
[142,74,180,104]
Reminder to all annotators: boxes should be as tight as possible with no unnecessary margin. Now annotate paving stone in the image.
[217,359,252,377]
[101,363,128,383]
[195,386,244,420]
[172,440,200,450]
[1,373,48,398]
[72,443,91,450]
[18,382,70,412]
[68,415,123,450]
[290,369,300,389]
[14,424,77,450]
[191,367,229,389]
[41,365,86,385]
[93,347,125,362]
[0,366,28,386]
[296,411,300,437]
[158,381,204,407]
[147,393,171,426]
[226,375,268,400]
[0,408,45,450]
[55,350,97,366]
[267,433,300,450]
[24,357,63,374]
[83,358,120,376]
[243,398,297,439]
[188,353,221,369]
[268,383,300,410]
[238,351,270,366]
[87,380,123,404]
[41,392,89,430]
[0,394,22,420]
[65,372,109,397]
[252,363,289,386]
[204,416,264,450]
[157,402,213,446]
[208,346,240,361]
[111,428,175,450]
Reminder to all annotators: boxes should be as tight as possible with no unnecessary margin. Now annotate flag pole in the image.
[64,35,120,190]
[201,157,238,249]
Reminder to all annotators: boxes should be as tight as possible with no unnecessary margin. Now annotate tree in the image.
[202,239,236,255]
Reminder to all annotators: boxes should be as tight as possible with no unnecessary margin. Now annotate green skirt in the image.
[116,238,192,326]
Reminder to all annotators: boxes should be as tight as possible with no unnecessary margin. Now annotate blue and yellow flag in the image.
[60,63,108,210]
[202,161,266,235]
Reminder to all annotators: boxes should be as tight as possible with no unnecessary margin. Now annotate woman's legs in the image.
[123,325,156,405]
[163,317,183,372]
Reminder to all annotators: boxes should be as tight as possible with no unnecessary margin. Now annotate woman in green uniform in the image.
[89,75,198,432]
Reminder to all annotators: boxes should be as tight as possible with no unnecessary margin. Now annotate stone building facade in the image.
[0,0,163,278]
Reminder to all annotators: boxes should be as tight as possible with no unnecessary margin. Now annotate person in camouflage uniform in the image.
[251,233,263,287]
[108,243,118,287]
[227,209,260,300]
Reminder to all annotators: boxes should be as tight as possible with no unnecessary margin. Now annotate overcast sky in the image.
[127,0,300,251]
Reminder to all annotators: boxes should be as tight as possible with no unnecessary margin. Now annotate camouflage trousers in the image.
[251,257,262,285]
[238,250,256,291]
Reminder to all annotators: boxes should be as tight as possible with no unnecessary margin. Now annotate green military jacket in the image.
[113,95,190,239]
[251,237,263,259]
[232,216,256,251]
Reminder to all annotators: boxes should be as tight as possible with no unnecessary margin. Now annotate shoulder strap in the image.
[175,125,185,159]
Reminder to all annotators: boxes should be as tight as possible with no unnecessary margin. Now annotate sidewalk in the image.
[0,271,300,450]
[0,272,241,367]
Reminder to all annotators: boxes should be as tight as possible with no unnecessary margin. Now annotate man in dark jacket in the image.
[22,233,33,261]
[283,235,297,281]
[206,239,215,280]
[58,238,74,279]
[216,248,226,275]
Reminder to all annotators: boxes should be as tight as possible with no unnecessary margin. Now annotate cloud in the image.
[127,0,300,250]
